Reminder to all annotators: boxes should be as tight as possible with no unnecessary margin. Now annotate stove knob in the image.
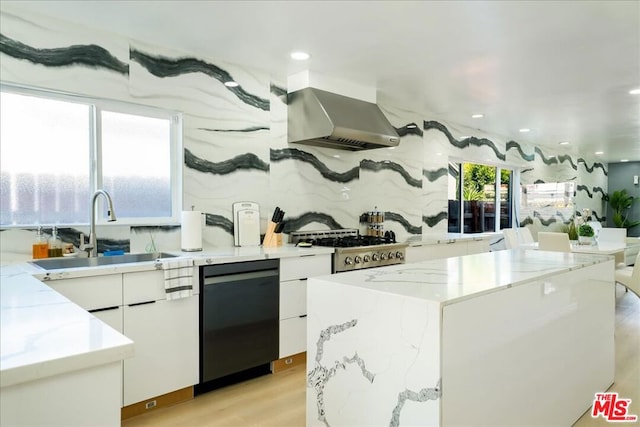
[363,255,370,262]
[354,256,362,264]
[345,257,354,265]
[380,253,387,260]
[388,252,395,259]
[372,253,379,261]
[396,251,404,260]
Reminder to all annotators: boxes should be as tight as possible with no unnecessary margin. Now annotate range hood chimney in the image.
[287,87,400,151]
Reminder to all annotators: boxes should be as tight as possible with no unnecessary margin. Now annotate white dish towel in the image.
[162,258,194,300]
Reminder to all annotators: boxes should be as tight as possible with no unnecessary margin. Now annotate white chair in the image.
[615,252,640,297]
[518,227,535,245]
[538,232,571,252]
[502,228,519,249]
[598,227,626,245]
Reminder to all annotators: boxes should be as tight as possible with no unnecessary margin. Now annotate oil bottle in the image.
[32,226,49,259]
[48,226,63,257]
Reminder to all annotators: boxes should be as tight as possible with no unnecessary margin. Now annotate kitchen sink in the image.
[30,252,177,270]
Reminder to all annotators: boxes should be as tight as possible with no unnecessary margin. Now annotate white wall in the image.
[0,6,608,258]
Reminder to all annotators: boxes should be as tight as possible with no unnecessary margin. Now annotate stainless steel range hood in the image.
[287,87,400,151]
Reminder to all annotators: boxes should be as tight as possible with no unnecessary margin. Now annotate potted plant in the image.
[578,223,595,245]
[608,189,640,231]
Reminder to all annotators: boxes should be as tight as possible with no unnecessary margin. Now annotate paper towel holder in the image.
[181,207,203,252]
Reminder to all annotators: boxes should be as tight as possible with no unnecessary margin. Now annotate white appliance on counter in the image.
[232,202,261,247]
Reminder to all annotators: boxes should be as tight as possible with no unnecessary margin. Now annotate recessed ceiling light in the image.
[629,88,640,95]
[519,128,530,133]
[621,159,629,162]
[407,124,417,129]
[436,152,443,156]
[387,147,396,150]
[224,81,239,87]
[595,151,604,155]
[471,114,484,118]
[559,141,569,145]
[290,51,310,61]
[333,154,340,159]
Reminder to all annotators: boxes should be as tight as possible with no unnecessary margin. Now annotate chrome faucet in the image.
[82,190,117,257]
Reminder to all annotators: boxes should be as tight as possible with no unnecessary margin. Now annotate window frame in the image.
[448,157,518,233]
[0,83,183,227]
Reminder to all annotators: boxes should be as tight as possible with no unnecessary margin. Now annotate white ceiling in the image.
[4,0,640,163]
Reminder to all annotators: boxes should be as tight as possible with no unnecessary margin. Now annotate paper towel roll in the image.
[181,211,202,251]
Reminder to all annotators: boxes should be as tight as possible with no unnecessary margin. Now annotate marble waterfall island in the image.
[307,250,615,427]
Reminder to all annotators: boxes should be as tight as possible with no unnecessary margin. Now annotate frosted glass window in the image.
[0,85,181,227]
[101,111,172,218]
[0,92,90,225]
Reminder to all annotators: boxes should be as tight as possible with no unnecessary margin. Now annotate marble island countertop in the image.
[311,250,613,305]
[405,232,498,246]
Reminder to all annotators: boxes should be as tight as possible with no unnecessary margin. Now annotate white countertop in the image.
[0,265,134,388]
[0,244,333,388]
[405,232,497,246]
[309,250,612,305]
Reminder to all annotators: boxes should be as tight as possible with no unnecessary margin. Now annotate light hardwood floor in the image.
[123,284,639,427]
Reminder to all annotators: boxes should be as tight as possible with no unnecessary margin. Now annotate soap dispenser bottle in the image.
[48,226,63,257]
[32,226,49,259]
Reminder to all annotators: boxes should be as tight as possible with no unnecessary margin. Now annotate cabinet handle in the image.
[89,306,119,313]
[128,300,156,307]
[299,314,307,318]
[299,278,307,281]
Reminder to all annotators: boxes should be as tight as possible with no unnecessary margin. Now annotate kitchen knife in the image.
[271,207,280,222]
[274,220,286,233]
[276,210,285,223]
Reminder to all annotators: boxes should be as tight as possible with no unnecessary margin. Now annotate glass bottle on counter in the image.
[48,226,63,257]
[32,226,49,259]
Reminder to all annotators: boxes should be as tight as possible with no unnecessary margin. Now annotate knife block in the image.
[262,222,282,247]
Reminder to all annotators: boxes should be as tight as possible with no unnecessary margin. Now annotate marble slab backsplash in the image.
[0,7,608,257]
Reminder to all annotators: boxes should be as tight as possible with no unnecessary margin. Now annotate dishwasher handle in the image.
[203,269,278,286]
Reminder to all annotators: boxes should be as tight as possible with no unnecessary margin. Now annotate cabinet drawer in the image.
[280,279,307,319]
[280,254,331,281]
[279,316,306,358]
[46,274,122,311]
[123,270,165,305]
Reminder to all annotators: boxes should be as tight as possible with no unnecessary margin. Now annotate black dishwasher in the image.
[197,259,279,392]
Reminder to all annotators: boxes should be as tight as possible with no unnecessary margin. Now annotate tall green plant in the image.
[609,189,640,230]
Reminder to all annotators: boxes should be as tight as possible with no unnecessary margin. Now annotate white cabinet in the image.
[46,274,123,332]
[123,297,198,405]
[43,267,199,408]
[122,270,198,406]
[405,239,489,263]
[279,254,331,358]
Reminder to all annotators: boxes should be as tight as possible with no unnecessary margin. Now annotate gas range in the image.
[290,229,407,273]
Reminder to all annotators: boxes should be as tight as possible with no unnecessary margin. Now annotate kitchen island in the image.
[306,250,615,427]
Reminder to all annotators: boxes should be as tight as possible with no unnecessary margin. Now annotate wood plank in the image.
[272,352,306,373]
[121,387,193,420]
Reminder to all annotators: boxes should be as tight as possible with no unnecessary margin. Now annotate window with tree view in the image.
[0,85,181,227]
[448,162,513,233]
